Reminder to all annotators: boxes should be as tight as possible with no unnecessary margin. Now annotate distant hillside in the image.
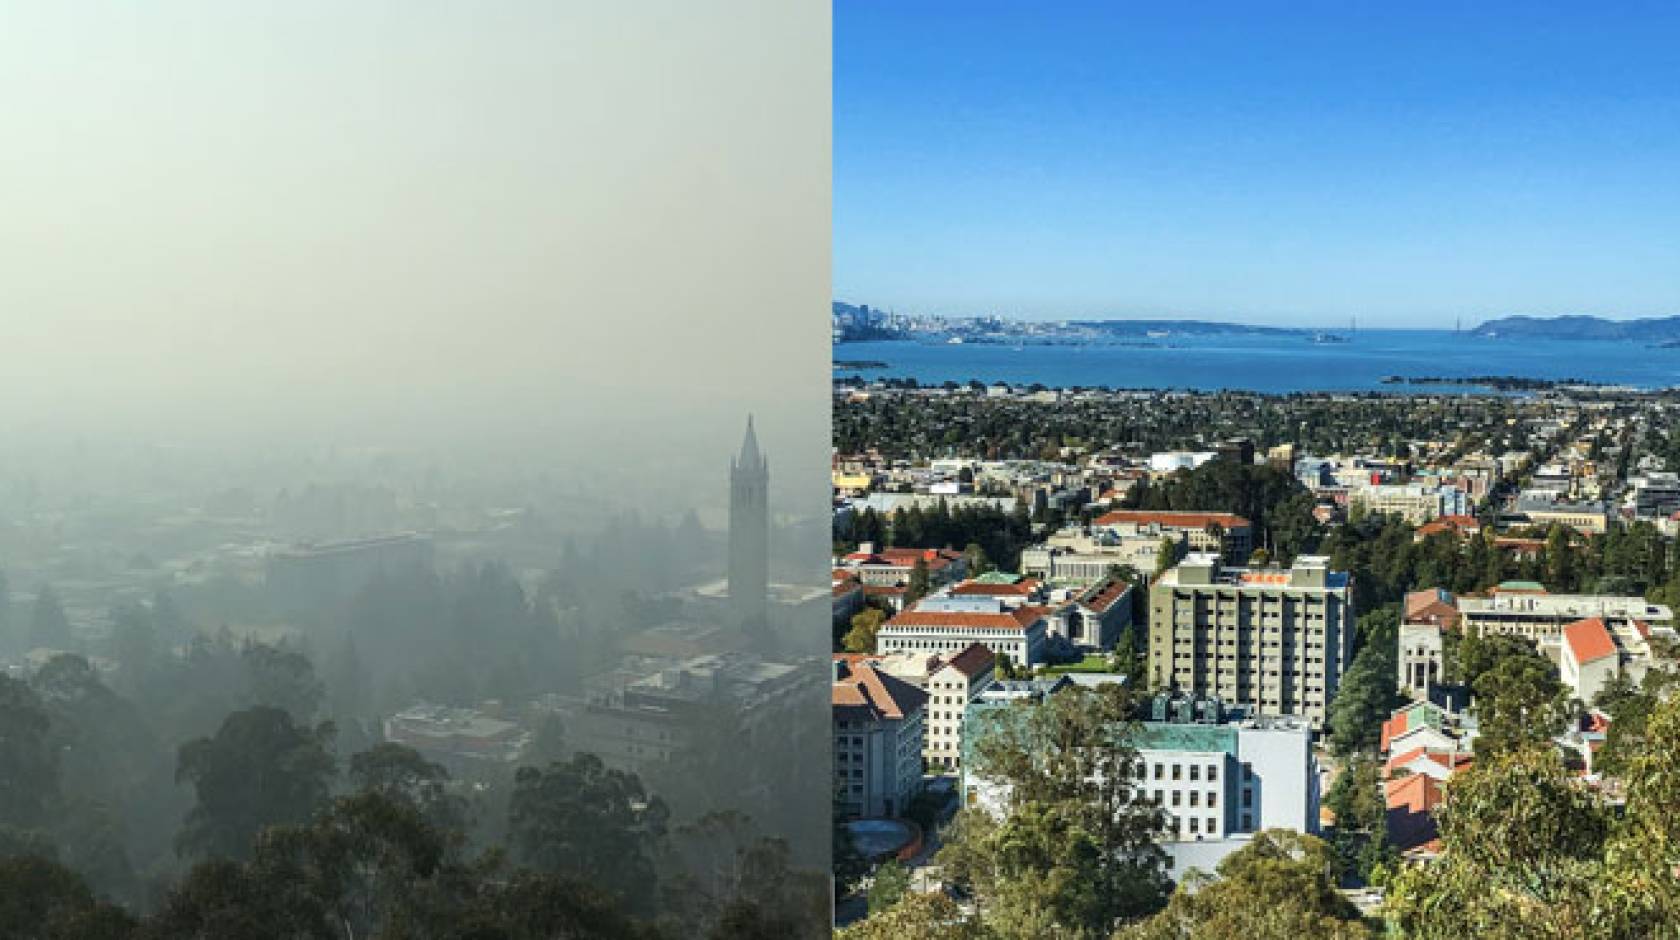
[1472,314,1680,341]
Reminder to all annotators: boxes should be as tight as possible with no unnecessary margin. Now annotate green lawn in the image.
[1039,653,1114,675]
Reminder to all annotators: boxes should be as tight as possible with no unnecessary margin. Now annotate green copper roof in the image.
[974,571,1024,584]
[1135,723,1238,756]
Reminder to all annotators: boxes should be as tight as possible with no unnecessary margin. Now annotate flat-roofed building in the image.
[1457,591,1671,645]
[961,691,1319,877]
[1149,554,1355,726]
[1349,484,1466,525]
[268,532,433,610]
[1514,496,1610,535]
[1093,510,1253,563]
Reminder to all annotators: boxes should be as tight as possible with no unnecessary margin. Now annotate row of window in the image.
[1141,762,1220,782]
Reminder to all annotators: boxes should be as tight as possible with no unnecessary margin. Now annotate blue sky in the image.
[836,2,1680,328]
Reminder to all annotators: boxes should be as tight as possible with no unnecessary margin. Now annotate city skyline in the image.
[836,2,1680,328]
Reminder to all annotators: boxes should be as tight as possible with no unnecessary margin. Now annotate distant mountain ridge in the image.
[1472,314,1680,341]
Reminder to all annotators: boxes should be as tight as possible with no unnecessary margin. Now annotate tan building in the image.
[1397,589,1459,699]
[1093,510,1253,563]
[837,544,968,588]
[923,643,997,771]
[1456,590,1672,644]
[1149,554,1355,727]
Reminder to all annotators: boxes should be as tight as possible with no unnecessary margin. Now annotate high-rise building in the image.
[729,416,769,628]
[1149,554,1355,726]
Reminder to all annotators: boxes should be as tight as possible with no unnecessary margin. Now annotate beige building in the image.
[1456,591,1672,644]
[923,643,997,771]
[1349,484,1458,525]
[1149,554,1355,726]
[1021,526,1184,583]
[1092,510,1253,563]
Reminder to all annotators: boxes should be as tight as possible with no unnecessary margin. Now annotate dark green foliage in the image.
[1326,607,1404,757]
[1119,830,1374,939]
[1127,461,1321,565]
[0,854,137,940]
[941,684,1169,933]
[865,859,909,915]
[845,500,1037,571]
[507,753,668,910]
[1469,640,1570,761]
[175,706,336,860]
[1322,756,1394,884]
[349,742,468,835]
[0,675,57,830]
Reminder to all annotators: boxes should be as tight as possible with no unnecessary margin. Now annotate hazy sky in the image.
[0,2,829,511]
[836,2,1680,328]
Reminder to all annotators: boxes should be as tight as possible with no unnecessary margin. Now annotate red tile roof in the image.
[951,578,1041,597]
[938,642,996,679]
[832,662,927,720]
[1080,578,1133,614]
[1417,515,1481,540]
[1564,617,1618,665]
[1093,510,1252,530]
[884,604,1047,632]
[1386,772,1446,854]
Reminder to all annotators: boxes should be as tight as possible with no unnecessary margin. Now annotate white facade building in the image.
[880,596,1051,668]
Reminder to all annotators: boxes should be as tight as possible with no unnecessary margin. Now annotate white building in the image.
[879,596,1051,668]
[1457,591,1672,645]
[1149,451,1217,473]
[1560,618,1620,705]
[1349,484,1466,525]
[961,692,1320,877]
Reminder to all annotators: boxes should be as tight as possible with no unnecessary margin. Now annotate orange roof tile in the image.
[1564,617,1617,664]
[832,662,927,721]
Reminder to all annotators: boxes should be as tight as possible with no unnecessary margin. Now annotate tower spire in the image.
[729,414,769,630]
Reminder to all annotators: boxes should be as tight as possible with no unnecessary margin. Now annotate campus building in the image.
[961,691,1320,876]
[879,595,1051,668]
[1148,554,1355,726]
[1093,510,1253,563]
[833,660,927,818]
